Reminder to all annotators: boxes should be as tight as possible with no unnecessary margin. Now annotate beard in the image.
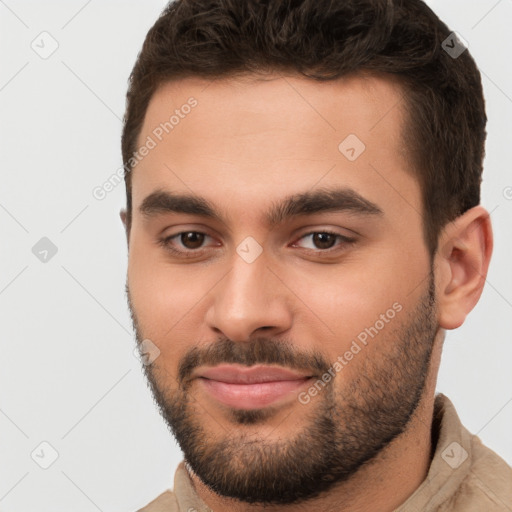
[127,270,438,506]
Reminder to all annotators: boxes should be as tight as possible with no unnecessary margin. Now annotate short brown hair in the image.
[121,0,486,256]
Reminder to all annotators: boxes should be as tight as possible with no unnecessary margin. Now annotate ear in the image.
[120,208,130,244]
[434,205,493,330]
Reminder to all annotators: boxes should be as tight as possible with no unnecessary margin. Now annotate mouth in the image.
[194,364,314,410]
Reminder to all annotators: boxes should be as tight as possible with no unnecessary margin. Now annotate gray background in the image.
[0,1,511,511]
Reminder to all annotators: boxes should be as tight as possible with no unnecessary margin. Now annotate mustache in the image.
[126,284,331,385]
[178,337,331,385]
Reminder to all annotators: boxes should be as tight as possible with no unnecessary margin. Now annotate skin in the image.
[121,73,493,512]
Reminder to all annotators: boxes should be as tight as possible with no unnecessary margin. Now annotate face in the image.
[125,73,439,505]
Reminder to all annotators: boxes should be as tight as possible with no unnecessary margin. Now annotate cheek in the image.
[128,269,204,382]
[127,240,210,355]
[289,270,389,355]
[286,248,424,359]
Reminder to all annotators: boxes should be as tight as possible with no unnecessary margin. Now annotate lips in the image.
[195,364,313,409]
[197,364,312,383]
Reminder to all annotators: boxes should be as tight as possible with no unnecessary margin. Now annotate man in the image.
[120,0,511,510]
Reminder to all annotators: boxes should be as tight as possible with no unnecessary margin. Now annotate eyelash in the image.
[292,230,356,255]
[157,230,356,258]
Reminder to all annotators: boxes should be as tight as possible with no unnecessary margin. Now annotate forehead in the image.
[141,72,407,147]
[131,72,420,229]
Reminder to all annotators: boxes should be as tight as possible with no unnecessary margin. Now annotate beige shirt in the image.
[137,394,512,511]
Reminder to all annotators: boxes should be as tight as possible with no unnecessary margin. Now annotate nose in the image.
[204,250,293,342]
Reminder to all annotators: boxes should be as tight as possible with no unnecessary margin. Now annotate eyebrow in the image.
[139,186,383,227]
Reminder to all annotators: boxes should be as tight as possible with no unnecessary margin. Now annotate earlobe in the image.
[435,206,493,330]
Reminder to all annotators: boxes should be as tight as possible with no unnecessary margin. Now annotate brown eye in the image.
[158,230,217,257]
[292,230,356,253]
[311,233,337,250]
[180,232,205,249]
